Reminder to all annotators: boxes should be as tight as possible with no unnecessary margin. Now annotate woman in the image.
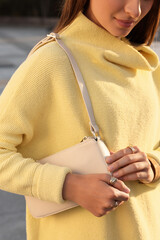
[0,0,160,239]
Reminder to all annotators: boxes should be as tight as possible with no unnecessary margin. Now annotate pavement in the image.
[0,26,49,94]
[0,26,160,240]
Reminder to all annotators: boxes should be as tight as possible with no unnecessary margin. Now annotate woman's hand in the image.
[106,146,154,183]
[62,173,130,217]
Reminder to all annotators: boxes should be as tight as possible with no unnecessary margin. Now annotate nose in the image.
[124,0,141,19]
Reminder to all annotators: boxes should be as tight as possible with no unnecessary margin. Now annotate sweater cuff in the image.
[32,163,72,204]
[147,155,160,183]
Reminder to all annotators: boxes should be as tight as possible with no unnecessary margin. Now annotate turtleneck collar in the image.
[60,12,159,71]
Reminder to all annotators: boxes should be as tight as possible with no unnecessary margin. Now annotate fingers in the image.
[108,151,154,182]
[108,151,149,173]
[99,186,129,217]
[119,166,154,183]
[106,200,121,211]
[100,174,130,203]
[105,201,124,214]
[104,184,129,209]
[106,145,140,164]
[111,160,150,178]
[109,151,114,155]
[119,171,150,182]
[112,188,130,202]
[103,174,130,193]
[84,173,130,217]
[105,146,153,182]
[107,154,139,173]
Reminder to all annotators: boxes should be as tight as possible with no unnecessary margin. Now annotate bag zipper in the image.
[81,136,100,142]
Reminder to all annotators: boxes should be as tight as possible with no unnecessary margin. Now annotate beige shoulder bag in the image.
[25,33,110,218]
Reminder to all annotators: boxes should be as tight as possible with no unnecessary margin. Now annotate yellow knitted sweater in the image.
[0,12,160,240]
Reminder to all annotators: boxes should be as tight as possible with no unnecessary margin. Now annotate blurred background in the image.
[0,1,160,239]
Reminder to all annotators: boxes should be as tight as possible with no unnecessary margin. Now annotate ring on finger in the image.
[109,176,118,185]
[127,145,137,154]
[114,201,119,207]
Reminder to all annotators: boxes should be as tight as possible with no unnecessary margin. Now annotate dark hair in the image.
[127,0,160,45]
[55,0,160,46]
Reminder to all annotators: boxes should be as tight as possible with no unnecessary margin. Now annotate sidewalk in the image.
[0,26,49,94]
[0,26,160,240]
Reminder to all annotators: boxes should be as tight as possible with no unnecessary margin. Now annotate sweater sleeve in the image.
[0,44,71,204]
[146,145,160,179]
[144,145,160,186]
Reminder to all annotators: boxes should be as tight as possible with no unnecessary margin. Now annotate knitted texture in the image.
[0,12,160,240]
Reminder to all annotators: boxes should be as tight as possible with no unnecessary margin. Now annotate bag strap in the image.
[28,32,100,138]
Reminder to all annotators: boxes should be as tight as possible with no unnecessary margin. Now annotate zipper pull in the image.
[81,136,89,142]
[81,136,99,142]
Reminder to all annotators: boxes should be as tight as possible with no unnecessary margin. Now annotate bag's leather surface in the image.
[25,138,110,218]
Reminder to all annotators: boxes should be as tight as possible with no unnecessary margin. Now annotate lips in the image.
[115,18,135,28]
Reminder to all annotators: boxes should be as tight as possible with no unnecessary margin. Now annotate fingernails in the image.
[113,172,118,177]
[110,151,114,155]
[106,156,111,163]
[107,165,113,172]
[125,188,130,193]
